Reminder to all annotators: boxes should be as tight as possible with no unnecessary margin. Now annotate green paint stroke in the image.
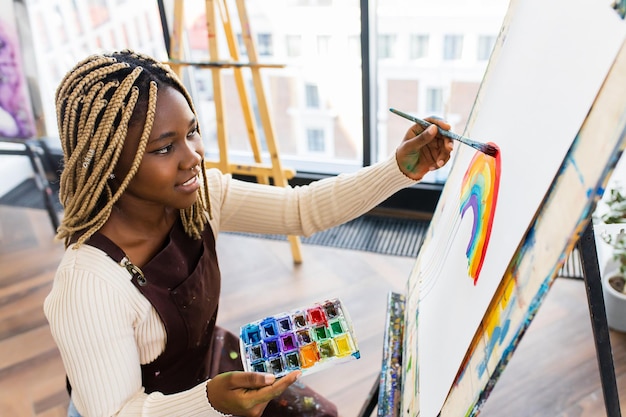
[404,151,421,173]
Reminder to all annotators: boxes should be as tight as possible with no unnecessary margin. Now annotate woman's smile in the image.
[178,174,200,192]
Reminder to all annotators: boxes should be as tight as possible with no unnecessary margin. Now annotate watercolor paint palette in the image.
[239,298,360,377]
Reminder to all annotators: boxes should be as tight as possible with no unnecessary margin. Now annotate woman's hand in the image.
[395,116,454,181]
[206,370,301,417]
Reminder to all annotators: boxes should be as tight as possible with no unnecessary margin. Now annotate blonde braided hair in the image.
[55,50,212,248]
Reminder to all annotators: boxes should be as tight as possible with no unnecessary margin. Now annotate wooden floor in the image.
[1,204,625,417]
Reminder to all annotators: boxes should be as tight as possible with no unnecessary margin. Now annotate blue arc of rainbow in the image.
[459,144,501,285]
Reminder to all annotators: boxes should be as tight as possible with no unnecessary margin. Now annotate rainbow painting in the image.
[460,144,501,284]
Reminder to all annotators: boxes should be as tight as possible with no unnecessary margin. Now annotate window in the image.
[236,34,248,57]
[305,84,320,108]
[286,35,302,57]
[177,0,363,175]
[443,34,463,60]
[306,129,325,152]
[410,34,429,59]
[24,0,168,138]
[257,33,273,56]
[376,2,507,188]
[426,88,443,113]
[378,34,396,59]
[317,35,331,56]
[23,0,508,193]
[477,35,496,61]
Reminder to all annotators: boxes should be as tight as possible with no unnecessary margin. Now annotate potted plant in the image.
[597,185,626,332]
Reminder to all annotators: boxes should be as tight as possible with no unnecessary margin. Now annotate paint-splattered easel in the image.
[157,0,303,264]
[359,1,626,416]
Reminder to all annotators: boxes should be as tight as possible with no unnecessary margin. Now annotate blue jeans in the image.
[67,399,82,417]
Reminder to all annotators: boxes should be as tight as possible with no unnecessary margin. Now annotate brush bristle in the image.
[481,144,499,157]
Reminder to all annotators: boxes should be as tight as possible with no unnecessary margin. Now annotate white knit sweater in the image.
[44,154,416,417]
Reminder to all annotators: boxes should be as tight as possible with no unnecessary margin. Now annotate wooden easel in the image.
[159,0,303,264]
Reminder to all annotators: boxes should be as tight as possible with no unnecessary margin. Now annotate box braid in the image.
[55,50,212,248]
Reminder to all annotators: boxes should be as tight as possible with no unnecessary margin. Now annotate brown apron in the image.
[77,220,337,416]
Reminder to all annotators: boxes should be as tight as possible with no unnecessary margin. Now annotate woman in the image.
[45,49,453,417]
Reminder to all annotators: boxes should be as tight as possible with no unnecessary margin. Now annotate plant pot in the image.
[602,264,626,332]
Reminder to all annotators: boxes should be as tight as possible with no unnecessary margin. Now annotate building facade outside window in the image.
[22,0,167,141]
[22,0,509,185]
[376,0,508,184]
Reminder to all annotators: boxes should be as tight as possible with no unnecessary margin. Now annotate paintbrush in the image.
[389,108,498,157]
